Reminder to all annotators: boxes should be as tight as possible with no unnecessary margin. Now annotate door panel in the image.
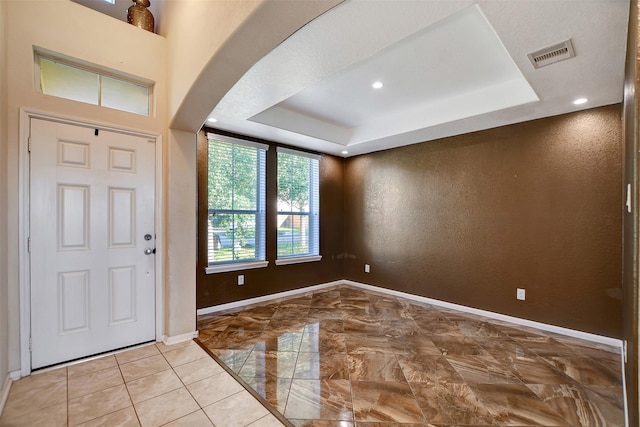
[109,187,135,247]
[30,118,156,369]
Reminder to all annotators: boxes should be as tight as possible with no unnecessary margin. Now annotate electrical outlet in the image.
[238,275,245,286]
[516,288,525,300]
[364,264,370,273]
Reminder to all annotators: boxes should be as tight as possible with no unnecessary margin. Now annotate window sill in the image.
[205,261,269,274]
[275,255,322,266]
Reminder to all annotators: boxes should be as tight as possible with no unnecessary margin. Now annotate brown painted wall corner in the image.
[344,105,624,338]
[196,130,345,308]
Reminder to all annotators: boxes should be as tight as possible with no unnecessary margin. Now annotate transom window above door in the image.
[35,49,154,116]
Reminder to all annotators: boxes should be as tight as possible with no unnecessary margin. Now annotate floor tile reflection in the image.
[197,284,625,426]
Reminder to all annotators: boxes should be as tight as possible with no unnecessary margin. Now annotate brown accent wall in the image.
[622,0,639,423]
[196,130,344,308]
[344,105,623,338]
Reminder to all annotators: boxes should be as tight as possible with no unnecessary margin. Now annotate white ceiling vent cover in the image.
[527,39,576,69]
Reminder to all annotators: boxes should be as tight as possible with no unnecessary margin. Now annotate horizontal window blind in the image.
[276,147,320,258]
[208,136,266,265]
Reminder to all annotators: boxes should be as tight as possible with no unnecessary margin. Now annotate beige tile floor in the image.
[0,340,284,427]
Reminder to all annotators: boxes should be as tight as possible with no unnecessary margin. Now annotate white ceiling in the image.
[209,0,630,158]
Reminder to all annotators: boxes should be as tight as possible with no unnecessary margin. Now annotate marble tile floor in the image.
[0,340,285,427]
[197,285,625,427]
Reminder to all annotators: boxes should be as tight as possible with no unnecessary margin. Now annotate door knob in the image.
[144,247,156,255]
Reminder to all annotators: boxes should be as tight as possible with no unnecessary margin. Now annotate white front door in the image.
[30,118,156,369]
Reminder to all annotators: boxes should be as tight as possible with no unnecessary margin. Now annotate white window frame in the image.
[34,48,154,116]
[275,147,321,266]
[205,133,269,274]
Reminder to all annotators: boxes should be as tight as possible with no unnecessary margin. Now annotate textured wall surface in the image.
[622,0,639,422]
[345,105,623,338]
[196,131,345,308]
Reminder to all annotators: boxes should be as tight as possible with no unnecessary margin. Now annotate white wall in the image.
[2,0,342,375]
[4,0,167,372]
[164,129,197,337]
[1,0,10,396]
[159,0,342,132]
[158,0,263,128]
[156,0,341,341]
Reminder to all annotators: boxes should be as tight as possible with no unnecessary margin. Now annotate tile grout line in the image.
[110,351,134,427]
[393,299,428,426]
[194,339,293,427]
[161,343,220,426]
[122,349,145,427]
[66,367,69,427]
[280,314,305,421]
[199,284,627,426]
[344,292,357,427]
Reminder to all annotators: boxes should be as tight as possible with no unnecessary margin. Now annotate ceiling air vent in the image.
[527,39,576,69]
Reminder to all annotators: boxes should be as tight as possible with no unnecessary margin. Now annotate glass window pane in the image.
[208,212,233,264]
[207,136,266,266]
[209,141,234,210]
[40,58,99,105]
[232,145,258,211]
[277,149,319,258]
[277,214,310,257]
[102,76,150,116]
[208,212,259,263]
[277,153,310,213]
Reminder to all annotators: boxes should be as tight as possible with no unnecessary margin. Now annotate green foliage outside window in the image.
[208,139,265,263]
[277,150,319,258]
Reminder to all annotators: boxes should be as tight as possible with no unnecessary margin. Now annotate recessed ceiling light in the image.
[372,81,383,89]
[573,98,588,105]
[341,150,349,155]
[207,118,218,123]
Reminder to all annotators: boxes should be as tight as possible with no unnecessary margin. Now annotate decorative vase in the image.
[127,0,154,33]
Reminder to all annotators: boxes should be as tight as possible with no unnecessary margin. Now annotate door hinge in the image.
[27,237,31,253]
[28,136,32,152]
[623,340,628,363]
[29,337,32,352]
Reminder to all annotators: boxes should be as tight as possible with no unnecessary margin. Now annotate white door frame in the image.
[18,108,165,377]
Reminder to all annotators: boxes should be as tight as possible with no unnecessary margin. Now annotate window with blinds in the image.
[207,134,267,272]
[276,147,321,264]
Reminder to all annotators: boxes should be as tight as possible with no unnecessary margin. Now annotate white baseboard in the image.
[196,279,626,423]
[197,280,343,315]
[343,280,623,349]
[0,374,12,416]
[163,330,199,346]
[196,278,622,349]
